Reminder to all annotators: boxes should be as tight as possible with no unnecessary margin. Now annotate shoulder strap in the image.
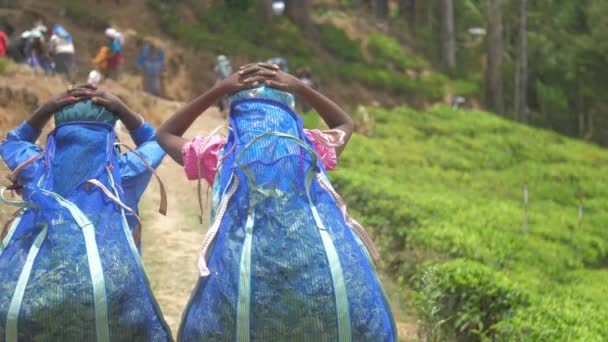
[86,179,143,246]
[193,125,231,224]
[9,151,45,186]
[0,208,24,242]
[115,143,167,216]
[0,152,45,208]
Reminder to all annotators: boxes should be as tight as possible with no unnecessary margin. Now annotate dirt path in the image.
[135,107,225,334]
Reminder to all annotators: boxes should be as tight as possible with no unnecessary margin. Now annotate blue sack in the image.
[0,122,172,341]
[179,97,397,341]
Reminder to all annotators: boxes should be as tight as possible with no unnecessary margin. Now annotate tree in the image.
[439,0,456,74]
[514,0,528,122]
[372,0,389,19]
[285,0,316,38]
[224,0,251,10]
[399,0,416,29]
[257,0,273,23]
[485,0,505,115]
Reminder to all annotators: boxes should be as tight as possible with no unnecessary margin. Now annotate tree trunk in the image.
[439,0,456,74]
[576,72,586,137]
[585,111,594,140]
[372,0,389,19]
[515,0,528,122]
[257,0,273,23]
[285,0,316,39]
[485,0,505,115]
[225,0,250,10]
[399,0,416,29]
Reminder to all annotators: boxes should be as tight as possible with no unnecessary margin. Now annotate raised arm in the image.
[249,66,354,156]
[1,85,94,185]
[294,85,353,155]
[157,64,272,165]
[89,90,144,130]
[156,85,225,165]
[28,84,96,129]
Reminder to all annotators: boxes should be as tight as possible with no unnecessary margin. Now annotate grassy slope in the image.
[325,105,608,340]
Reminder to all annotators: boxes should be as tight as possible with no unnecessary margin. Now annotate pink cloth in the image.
[182,129,342,184]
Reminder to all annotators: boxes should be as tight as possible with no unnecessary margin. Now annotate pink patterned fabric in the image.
[182,129,342,184]
[182,135,227,184]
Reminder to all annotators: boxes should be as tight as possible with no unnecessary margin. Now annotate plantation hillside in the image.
[1,0,607,340]
[318,105,608,341]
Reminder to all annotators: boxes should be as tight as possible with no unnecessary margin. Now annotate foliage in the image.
[334,63,446,100]
[149,0,313,60]
[63,0,109,30]
[318,23,365,63]
[368,33,429,71]
[147,0,450,102]
[415,260,528,341]
[414,266,448,342]
[331,105,608,340]
[452,78,481,97]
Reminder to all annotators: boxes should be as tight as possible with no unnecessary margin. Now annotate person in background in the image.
[105,27,124,80]
[451,96,466,109]
[92,43,110,79]
[7,27,28,63]
[49,24,76,81]
[266,56,288,73]
[135,42,165,97]
[25,30,53,76]
[213,54,232,111]
[32,21,47,38]
[0,24,9,57]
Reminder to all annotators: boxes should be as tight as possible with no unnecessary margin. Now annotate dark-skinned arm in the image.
[252,68,354,156]
[27,85,96,129]
[2,85,95,185]
[157,64,272,165]
[156,84,227,165]
[293,84,353,156]
[90,90,143,130]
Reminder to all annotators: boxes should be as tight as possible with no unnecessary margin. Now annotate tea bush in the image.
[368,33,429,71]
[332,105,608,340]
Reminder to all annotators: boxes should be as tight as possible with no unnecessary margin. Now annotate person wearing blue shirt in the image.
[135,42,165,97]
[0,84,165,251]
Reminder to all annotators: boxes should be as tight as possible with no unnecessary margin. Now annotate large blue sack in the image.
[179,96,397,341]
[0,122,172,341]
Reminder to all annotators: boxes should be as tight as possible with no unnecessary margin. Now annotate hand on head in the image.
[41,84,128,116]
[35,84,142,130]
[39,83,98,114]
[217,62,302,95]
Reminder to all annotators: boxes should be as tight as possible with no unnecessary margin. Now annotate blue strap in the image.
[235,131,319,169]
[5,226,47,342]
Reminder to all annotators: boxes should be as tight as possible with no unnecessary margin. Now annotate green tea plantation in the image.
[323,105,608,341]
